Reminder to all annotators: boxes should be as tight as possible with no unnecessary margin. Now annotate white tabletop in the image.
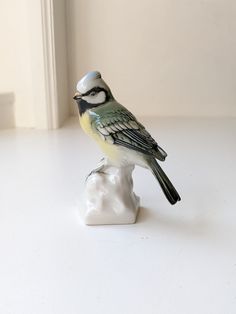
[0,117,235,314]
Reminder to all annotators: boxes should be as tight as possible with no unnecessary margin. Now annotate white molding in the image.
[40,0,59,129]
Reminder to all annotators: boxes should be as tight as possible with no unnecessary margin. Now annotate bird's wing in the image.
[91,104,167,161]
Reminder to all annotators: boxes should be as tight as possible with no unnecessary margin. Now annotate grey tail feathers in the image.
[149,158,181,205]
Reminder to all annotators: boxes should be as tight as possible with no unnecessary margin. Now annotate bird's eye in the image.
[90,91,96,96]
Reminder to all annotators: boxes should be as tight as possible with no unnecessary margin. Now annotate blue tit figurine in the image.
[73,71,181,205]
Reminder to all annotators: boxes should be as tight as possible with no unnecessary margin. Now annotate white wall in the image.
[66,0,236,117]
[0,0,35,127]
[0,0,69,129]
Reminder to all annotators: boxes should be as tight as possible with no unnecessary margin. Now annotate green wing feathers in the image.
[91,102,167,161]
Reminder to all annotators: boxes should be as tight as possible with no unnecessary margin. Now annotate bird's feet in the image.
[85,158,108,181]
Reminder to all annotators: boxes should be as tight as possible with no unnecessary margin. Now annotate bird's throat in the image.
[77,99,97,116]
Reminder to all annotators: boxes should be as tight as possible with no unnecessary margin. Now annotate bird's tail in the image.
[148,158,181,205]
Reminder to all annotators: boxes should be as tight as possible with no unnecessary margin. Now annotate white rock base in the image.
[79,164,140,225]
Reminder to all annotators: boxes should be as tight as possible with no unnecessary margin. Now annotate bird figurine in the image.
[73,71,181,205]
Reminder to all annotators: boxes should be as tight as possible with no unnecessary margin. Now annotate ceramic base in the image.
[79,164,140,225]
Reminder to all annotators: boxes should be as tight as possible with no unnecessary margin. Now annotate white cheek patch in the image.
[83,91,106,104]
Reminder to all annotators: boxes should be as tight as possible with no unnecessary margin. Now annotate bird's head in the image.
[73,71,113,115]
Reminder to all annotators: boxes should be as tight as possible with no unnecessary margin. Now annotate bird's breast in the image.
[79,111,94,137]
[79,111,120,163]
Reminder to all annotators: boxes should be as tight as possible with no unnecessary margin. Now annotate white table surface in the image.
[0,117,235,314]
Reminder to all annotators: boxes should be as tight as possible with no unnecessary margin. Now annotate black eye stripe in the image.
[82,87,106,97]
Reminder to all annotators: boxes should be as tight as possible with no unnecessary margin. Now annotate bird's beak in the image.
[73,92,82,100]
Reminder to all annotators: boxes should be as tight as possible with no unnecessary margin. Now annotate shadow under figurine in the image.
[74,71,181,225]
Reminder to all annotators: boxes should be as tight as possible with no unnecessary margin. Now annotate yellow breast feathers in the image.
[79,111,120,162]
[79,111,94,137]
